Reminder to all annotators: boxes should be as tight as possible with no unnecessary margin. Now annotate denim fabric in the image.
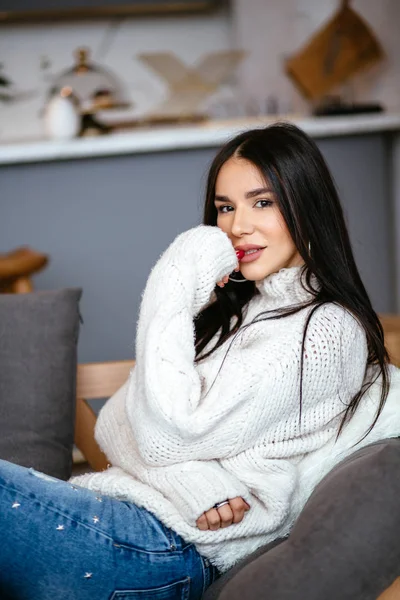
[0,459,219,600]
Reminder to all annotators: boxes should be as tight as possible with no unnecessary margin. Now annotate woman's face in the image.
[215,156,303,282]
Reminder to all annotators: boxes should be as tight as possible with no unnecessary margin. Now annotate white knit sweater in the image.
[72,225,400,572]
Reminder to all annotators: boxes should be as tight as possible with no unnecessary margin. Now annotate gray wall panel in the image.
[318,135,395,315]
[0,134,395,363]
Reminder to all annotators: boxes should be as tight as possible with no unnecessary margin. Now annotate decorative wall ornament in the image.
[285,1,384,102]
[138,50,246,122]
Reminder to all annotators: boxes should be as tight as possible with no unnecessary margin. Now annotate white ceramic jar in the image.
[44,88,81,140]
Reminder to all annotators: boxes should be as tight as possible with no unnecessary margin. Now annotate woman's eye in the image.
[255,199,273,208]
[217,205,233,213]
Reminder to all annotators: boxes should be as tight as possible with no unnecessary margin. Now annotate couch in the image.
[0,289,399,599]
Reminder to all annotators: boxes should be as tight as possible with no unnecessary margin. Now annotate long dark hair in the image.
[194,122,389,435]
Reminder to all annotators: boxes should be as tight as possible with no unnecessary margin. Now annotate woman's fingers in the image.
[205,508,221,531]
[229,497,250,524]
[216,257,242,286]
[217,274,230,287]
[196,497,250,530]
[217,504,234,528]
[216,262,241,286]
[196,513,208,530]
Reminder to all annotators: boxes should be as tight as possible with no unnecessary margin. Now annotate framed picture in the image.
[0,0,220,22]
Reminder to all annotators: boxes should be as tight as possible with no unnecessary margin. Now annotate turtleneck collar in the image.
[254,266,317,310]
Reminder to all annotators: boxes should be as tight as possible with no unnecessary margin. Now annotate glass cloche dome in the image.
[50,47,130,114]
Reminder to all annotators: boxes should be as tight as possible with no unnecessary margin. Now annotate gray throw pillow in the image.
[0,288,82,480]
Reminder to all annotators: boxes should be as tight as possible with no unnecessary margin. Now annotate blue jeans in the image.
[0,459,219,599]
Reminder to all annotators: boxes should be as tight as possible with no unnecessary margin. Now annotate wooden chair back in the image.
[379,315,400,367]
[74,360,135,471]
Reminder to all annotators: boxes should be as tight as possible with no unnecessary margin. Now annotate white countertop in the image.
[1,113,400,166]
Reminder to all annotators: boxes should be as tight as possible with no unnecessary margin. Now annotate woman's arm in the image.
[95,226,256,525]
[133,225,237,420]
[127,225,263,460]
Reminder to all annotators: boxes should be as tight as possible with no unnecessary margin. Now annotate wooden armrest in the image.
[74,396,108,472]
[377,577,400,599]
[74,360,135,472]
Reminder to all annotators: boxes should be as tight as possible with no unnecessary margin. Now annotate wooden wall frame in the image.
[0,1,219,23]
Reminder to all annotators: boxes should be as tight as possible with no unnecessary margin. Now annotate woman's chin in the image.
[240,264,272,281]
[241,259,292,281]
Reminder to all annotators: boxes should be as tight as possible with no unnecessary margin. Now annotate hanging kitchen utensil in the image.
[285,0,384,101]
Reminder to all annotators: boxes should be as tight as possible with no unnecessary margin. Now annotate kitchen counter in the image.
[1,113,400,165]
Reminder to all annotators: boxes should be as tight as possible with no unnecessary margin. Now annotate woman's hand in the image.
[216,266,240,288]
[196,497,250,530]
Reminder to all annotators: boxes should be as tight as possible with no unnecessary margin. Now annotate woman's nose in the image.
[231,209,255,237]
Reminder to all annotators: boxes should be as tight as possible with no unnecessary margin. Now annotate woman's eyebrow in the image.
[245,187,274,198]
[214,187,274,203]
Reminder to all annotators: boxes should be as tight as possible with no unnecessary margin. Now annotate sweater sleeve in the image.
[93,377,249,525]
[127,224,252,459]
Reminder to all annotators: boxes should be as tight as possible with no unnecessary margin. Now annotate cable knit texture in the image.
[71,225,400,572]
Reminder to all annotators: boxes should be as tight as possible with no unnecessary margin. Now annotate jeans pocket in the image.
[109,577,190,599]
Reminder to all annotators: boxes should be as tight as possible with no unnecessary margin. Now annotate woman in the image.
[1,123,400,600]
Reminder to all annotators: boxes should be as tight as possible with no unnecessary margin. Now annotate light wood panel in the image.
[380,314,400,367]
[74,396,108,472]
[76,360,135,399]
[74,360,135,471]
[377,577,400,599]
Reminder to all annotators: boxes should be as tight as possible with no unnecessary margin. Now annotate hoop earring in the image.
[228,273,248,283]
[308,241,311,257]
